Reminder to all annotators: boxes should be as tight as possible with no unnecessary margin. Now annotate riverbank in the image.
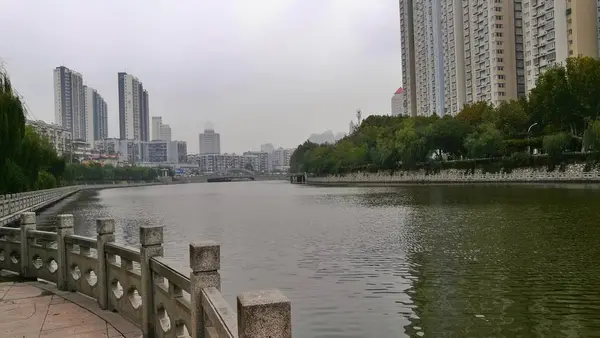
[305,165,600,187]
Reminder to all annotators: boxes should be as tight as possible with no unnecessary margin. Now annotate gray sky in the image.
[1,0,401,153]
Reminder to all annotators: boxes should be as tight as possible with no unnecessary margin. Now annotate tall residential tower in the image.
[118,72,149,141]
[83,86,108,144]
[54,66,85,139]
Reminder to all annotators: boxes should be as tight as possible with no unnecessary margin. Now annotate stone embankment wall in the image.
[308,164,600,186]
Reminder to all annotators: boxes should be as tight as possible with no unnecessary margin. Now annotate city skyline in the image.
[1,0,400,154]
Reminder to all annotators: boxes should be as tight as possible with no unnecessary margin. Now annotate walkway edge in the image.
[27,280,141,337]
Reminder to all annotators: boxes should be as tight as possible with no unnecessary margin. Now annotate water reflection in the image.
[63,182,600,337]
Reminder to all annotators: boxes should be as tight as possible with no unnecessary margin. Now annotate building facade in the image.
[522,0,598,92]
[391,87,405,116]
[54,66,85,139]
[198,153,248,173]
[151,117,162,141]
[243,151,270,172]
[199,128,221,154]
[26,120,72,156]
[118,72,149,141]
[83,86,108,146]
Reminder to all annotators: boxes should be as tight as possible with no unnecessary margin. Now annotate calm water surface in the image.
[64,181,600,337]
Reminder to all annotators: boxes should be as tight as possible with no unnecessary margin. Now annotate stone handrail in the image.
[307,170,600,184]
[0,187,80,226]
[0,213,291,338]
[0,183,161,227]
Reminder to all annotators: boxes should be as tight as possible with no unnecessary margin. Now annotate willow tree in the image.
[0,68,27,193]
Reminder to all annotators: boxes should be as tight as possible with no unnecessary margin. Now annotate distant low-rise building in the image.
[391,87,404,116]
[199,153,253,173]
[243,151,270,172]
[26,119,72,156]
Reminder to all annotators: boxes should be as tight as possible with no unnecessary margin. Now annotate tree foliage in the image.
[62,163,159,183]
[291,56,600,175]
[0,68,66,194]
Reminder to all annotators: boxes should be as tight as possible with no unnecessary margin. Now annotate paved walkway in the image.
[0,281,142,338]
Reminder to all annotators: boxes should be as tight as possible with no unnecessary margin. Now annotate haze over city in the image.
[0,0,401,153]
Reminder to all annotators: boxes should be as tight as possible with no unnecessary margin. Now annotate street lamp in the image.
[527,122,539,155]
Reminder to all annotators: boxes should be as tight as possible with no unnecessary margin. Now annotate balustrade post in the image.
[56,214,74,291]
[237,290,292,338]
[20,212,36,280]
[96,218,115,310]
[189,240,221,338]
[140,226,164,338]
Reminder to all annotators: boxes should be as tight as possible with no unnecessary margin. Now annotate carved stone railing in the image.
[0,212,292,338]
[0,183,162,227]
[0,187,80,226]
[307,170,600,184]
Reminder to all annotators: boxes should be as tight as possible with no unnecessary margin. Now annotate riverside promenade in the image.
[0,188,292,338]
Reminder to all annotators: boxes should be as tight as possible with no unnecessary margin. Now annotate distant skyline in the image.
[1,0,401,153]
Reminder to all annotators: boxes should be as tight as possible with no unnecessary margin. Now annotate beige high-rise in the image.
[399,0,600,116]
[522,0,599,92]
[399,0,525,116]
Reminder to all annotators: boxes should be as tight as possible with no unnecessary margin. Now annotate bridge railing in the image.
[0,212,291,338]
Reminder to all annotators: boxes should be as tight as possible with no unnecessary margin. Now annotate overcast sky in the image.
[1,0,401,153]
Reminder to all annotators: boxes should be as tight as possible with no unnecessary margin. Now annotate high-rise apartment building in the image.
[463,0,522,104]
[397,0,597,116]
[522,0,598,92]
[83,86,108,145]
[118,72,149,141]
[54,66,86,139]
[199,127,221,154]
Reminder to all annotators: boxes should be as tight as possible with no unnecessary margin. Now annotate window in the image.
[498,75,505,79]
[495,24,503,29]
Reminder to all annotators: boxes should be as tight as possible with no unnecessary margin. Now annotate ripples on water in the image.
[65,182,600,337]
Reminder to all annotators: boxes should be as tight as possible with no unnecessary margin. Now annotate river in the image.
[60,181,600,337]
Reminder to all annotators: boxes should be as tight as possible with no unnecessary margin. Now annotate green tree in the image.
[583,120,600,152]
[464,123,505,159]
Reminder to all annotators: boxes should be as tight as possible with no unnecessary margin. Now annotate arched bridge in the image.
[206,168,256,182]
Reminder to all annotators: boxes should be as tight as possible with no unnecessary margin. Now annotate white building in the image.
[159,124,172,142]
[391,88,405,116]
[118,72,149,141]
[199,128,221,154]
[26,120,72,156]
[199,153,247,173]
[54,66,85,139]
[151,117,162,141]
[151,116,172,141]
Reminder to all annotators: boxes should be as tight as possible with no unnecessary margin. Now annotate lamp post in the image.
[527,122,538,155]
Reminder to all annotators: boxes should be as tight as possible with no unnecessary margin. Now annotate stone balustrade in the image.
[308,169,600,185]
[0,187,80,226]
[0,183,162,227]
[0,212,292,338]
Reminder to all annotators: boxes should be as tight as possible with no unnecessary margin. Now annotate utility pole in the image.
[356,109,362,126]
